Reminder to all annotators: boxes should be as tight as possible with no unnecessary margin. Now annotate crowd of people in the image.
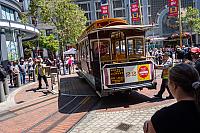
[3,55,76,88]
[144,45,200,133]
[148,45,192,65]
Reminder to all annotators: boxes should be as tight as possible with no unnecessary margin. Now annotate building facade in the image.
[0,0,39,64]
[75,0,200,46]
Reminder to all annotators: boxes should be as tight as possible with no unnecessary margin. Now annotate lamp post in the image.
[178,0,183,48]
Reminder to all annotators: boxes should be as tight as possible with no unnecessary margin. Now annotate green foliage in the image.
[22,40,37,58]
[19,12,29,24]
[39,34,59,53]
[29,0,87,44]
[183,7,200,33]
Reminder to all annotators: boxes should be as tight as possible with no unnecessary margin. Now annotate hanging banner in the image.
[101,0,109,18]
[130,0,141,22]
[168,0,179,17]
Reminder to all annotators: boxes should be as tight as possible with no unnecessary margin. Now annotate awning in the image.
[64,48,76,55]
[146,36,168,42]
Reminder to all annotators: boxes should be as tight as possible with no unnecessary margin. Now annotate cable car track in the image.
[22,96,99,133]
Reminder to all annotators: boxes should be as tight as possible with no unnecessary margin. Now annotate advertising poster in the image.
[110,68,125,84]
[104,63,152,85]
[168,0,179,17]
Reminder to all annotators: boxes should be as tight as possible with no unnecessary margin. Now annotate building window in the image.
[78,2,92,24]
[113,0,123,8]
[85,12,91,20]
[1,6,16,21]
[95,2,101,10]
[114,10,125,18]
[95,1,102,20]
[112,0,125,18]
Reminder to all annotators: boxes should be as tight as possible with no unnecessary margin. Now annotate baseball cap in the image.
[191,47,199,53]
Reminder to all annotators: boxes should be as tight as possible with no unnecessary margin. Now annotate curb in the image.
[0,82,37,112]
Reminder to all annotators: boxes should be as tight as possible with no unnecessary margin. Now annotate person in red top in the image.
[67,55,73,74]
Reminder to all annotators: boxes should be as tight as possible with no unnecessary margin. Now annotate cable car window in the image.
[128,38,144,58]
[111,31,126,62]
[135,39,143,55]
[92,40,110,61]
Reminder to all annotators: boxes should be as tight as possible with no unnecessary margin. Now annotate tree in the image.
[23,34,59,59]
[183,7,200,34]
[29,0,87,73]
[29,0,87,44]
[38,34,59,59]
[22,40,36,58]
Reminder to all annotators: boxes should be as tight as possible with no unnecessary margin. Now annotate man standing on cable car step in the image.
[154,52,173,99]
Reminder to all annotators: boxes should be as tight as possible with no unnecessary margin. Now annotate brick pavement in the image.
[0,76,58,111]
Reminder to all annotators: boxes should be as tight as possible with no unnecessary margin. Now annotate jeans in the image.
[20,72,26,84]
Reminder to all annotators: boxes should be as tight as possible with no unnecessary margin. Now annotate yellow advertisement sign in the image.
[137,64,151,81]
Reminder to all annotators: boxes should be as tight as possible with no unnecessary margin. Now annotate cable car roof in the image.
[96,24,154,31]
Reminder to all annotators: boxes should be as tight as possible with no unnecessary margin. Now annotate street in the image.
[0,70,175,133]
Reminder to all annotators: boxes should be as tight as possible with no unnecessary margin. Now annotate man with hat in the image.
[35,59,49,89]
[154,52,173,99]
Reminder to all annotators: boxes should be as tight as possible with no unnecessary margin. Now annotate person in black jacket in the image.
[143,64,200,133]
[0,65,7,81]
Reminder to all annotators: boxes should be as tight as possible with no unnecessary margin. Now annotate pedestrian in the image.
[18,59,26,84]
[67,56,73,74]
[28,57,35,82]
[143,63,200,133]
[56,58,61,74]
[154,52,173,99]
[0,65,7,82]
[6,61,14,86]
[191,47,200,64]
[35,59,49,89]
[13,61,19,87]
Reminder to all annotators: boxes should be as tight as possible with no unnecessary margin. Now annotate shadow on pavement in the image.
[58,74,168,114]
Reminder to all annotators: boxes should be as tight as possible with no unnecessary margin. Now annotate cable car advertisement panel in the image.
[103,62,153,86]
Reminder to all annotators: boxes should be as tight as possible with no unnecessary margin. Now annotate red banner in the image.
[101,0,109,18]
[168,0,178,17]
[101,5,109,14]
[131,0,140,22]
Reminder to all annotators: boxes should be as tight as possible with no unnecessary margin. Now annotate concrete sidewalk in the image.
[0,77,59,112]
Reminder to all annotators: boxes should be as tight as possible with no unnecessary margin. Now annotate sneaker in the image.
[154,94,162,99]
